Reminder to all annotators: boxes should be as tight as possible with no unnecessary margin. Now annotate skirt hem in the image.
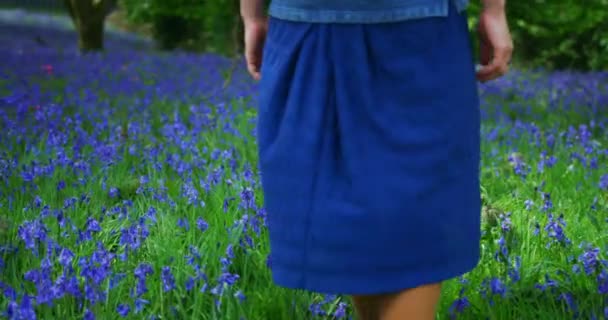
[270,254,481,295]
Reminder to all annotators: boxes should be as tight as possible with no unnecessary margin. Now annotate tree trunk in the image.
[78,19,105,51]
[63,0,116,52]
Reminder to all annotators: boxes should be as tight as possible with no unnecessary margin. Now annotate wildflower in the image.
[117,304,130,317]
[234,290,246,302]
[499,212,512,233]
[240,187,255,209]
[309,301,327,317]
[598,270,608,294]
[161,266,175,292]
[334,302,348,318]
[55,247,73,266]
[86,217,102,233]
[508,256,521,282]
[489,278,506,297]
[109,187,119,198]
[599,174,608,190]
[135,298,149,313]
[134,263,154,296]
[545,213,570,247]
[177,217,189,231]
[557,293,577,314]
[18,219,48,253]
[185,277,196,291]
[196,217,208,232]
[449,296,470,319]
[84,309,95,320]
[16,295,36,320]
[541,192,553,212]
[217,272,239,287]
[535,274,559,292]
[578,246,601,275]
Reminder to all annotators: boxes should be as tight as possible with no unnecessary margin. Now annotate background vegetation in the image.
[118,0,608,71]
[4,0,607,70]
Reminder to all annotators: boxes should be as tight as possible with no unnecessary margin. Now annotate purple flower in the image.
[196,217,208,232]
[541,192,553,212]
[15,294,36,320]
[597,269,608,294]
[86,217,102,233]
[177,217,189,231]
[334,302,347,318]
[240,187,255,209]
[449,296,470,319]
[234,290,246,303]
[161,266,175,292]
[309,301,327,317]
[0,282,17,301]
[17,219,48,253]
[489,278,506,297]
[109,187,119,198]
[134,298,149,313]
[578,246,601,275]
[500,212,512,233]
[217,272,239,286]
[557,293,577,314]
[117,304,130,317]
[544,213,570,247]
[535,274,559,292]
[599,174,608,190]
[508,256,521,282]
[182,181,199,205]
[185,277,196,291]
[84,309,95,320]
[56,180,66,191]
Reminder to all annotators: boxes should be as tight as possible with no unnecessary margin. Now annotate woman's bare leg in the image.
[351,283,442,320]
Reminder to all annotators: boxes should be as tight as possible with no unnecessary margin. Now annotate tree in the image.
[64,0,117,52]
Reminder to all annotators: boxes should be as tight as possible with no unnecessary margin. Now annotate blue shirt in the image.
[269,0,469,23]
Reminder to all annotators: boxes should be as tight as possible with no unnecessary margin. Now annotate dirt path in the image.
[0,8,153,47]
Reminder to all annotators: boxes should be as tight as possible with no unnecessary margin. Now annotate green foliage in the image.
[120,0,241,53]
[120,0,608,70]
[467,0,608,71]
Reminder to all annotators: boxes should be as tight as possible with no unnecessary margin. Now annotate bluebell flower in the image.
[334,302,348,318]
[117,304,130,317]
[161,266,175,292]
[578,246,601,275]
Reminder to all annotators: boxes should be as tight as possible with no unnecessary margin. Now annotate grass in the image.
[1,22,608,320]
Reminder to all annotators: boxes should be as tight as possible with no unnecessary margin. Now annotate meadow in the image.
[1,19,607,320]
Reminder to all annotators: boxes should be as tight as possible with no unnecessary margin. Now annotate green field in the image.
[1,21,607,320]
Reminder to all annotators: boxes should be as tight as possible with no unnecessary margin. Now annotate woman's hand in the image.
[243,17,268,81]
[476,4,513,82]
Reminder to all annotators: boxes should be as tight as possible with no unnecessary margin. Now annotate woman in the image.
[240,0,512,319]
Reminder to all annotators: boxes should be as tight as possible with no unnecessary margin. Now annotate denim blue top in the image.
[269,0,469,23]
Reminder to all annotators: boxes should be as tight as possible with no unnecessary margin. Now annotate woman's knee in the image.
[352,283,443,320]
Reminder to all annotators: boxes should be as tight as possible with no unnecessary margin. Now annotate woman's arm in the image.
[240,0,268,80]
[481,0,505,13]
[476,0,513,82]
[240,0,266,23]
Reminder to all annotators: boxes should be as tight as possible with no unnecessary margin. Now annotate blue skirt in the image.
[257,4,481,295]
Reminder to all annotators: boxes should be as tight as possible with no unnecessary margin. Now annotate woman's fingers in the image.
[475,9,513,82]
[243,17,268,81]
[476,43,512,82]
